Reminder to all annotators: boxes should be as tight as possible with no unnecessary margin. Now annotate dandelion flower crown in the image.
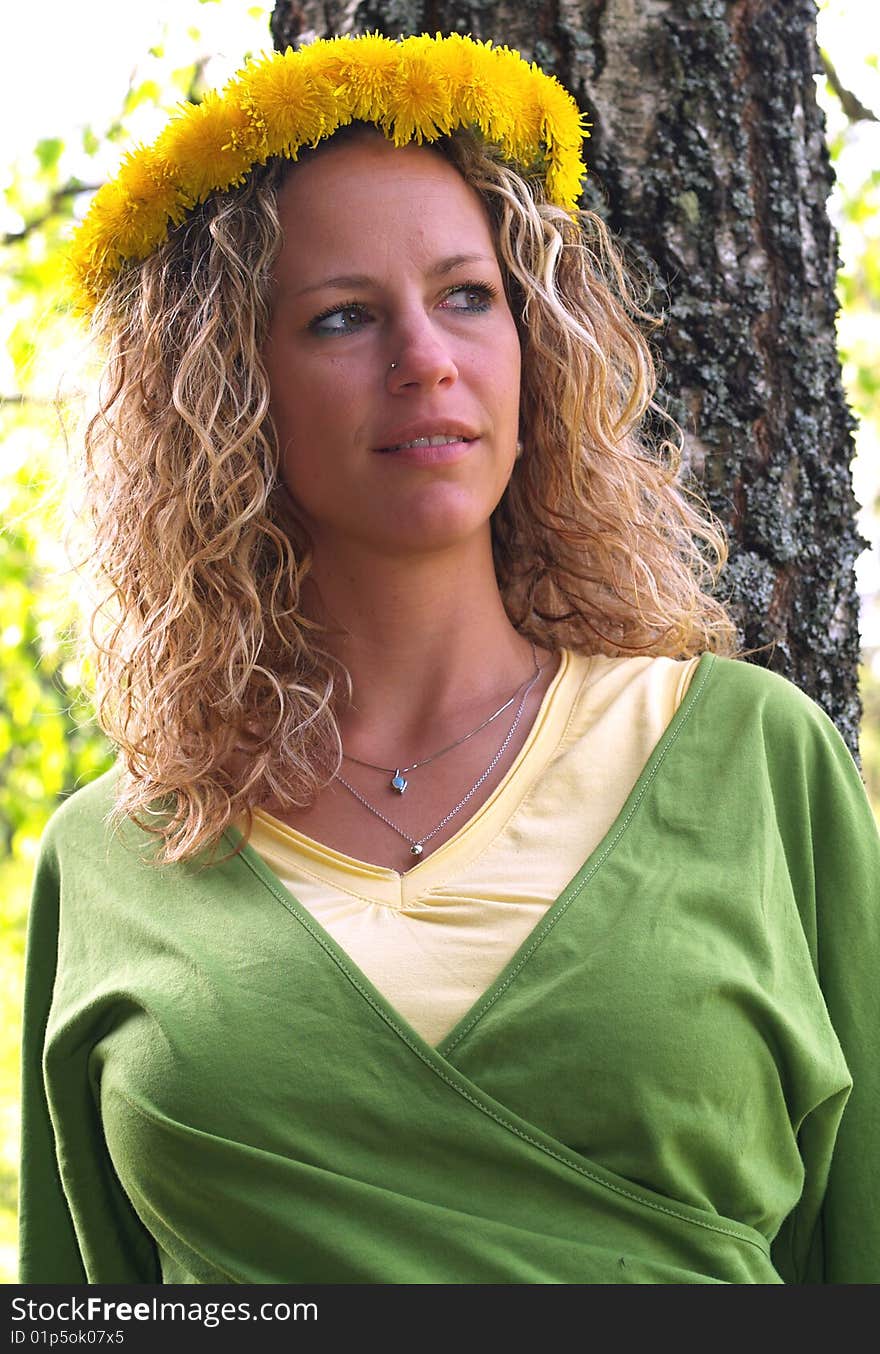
[68,31,588,315]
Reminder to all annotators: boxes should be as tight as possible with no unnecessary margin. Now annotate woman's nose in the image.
[386,313,458,392]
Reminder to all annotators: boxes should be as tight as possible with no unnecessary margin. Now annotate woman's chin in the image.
[315,495,497,558]
[368,517,490,558]
[385,481,510,551]
[312,515,489,563]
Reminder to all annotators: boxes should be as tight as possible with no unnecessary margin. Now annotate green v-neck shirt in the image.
[18,654,880,1283]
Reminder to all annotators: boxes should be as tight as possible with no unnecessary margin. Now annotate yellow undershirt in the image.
[247,650,700,1046]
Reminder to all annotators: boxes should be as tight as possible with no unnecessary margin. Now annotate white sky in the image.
[0,1,272,166]
[0,0,876,166]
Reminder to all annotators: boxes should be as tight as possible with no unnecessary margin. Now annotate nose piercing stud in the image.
[389,362,398,371]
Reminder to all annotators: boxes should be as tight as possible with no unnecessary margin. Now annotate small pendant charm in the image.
[391,770,408,794]
[410,843,423,856]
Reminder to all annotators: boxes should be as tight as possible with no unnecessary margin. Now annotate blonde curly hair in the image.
[77,124,735,865]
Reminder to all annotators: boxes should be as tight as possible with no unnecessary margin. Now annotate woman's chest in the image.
[63,837,848,1239]
[257,667,557,873]
[261,732,529,874]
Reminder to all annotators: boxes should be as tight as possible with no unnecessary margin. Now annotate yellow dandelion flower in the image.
[65,246,106,316]
[73,167,186,310]
[154,92,259,203]
[488,47,543,157]
[432,31,474,89]
[116,199,167,260]
[429,33,494,139]
[297,35,355,104]
[239,49,339,156]
[389,36,454,144]
[115,146,186,229]
[67,195,123,310]
[299,34,349,75]
[329,32,400,123]
[546,150,587,211]
[79,182,134,257]
[533,75,582,155]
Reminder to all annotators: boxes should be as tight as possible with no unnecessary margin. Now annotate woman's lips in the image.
[375,437,478,466]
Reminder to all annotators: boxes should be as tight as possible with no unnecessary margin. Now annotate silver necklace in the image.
[334,655,544,859]
[343,644,540,794]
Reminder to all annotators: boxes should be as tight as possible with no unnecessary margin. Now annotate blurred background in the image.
[1,0,877,1283]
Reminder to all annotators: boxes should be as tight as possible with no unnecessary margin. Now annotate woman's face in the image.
[263,134,522,563]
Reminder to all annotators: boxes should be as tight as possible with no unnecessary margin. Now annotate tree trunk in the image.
[270,0,865,754]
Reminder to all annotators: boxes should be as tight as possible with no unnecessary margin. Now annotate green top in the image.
[18,654,880,1284]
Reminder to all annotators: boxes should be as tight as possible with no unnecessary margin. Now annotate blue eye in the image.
[308,280,499,336]
[441,282,498,311]
[309,302,372,336]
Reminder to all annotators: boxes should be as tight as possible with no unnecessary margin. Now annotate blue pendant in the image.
[391,770,408,794]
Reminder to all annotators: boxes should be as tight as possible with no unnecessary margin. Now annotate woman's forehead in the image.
[277,133,478,211]
[273,137,499,285]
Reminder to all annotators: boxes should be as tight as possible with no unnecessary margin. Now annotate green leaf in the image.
[34,138,64,172]
[171,63,200,96]
[123,79,162,115]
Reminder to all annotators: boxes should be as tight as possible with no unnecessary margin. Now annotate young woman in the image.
[19,33,879,1284]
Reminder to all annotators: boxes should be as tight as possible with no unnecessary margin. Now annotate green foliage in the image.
[34,139,64,173]
[817,2,880,803]
[1,3,273,875]
[0,1,272,1283]
[0,434,115,856]
[860,663,880,808]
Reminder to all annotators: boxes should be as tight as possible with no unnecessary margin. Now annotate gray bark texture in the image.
[270,0,866,754]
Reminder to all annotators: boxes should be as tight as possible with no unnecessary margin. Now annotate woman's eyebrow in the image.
[290,253,497,299]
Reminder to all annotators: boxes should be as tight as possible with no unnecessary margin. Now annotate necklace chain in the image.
[334,649,544,859]
[342,644,540,787]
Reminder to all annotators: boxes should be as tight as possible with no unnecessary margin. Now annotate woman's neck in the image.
[302,535,544,757]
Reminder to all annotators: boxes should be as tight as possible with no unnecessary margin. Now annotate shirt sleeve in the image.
[766,686,880,1284]
[18,820,161,1284]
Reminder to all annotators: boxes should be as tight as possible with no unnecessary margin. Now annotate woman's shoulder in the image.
[558,646,811,726]
[700,652,849,744]
[38,764,122,859]
[691,656,874,820]
[705,651,823,703]
[563,647,858,771]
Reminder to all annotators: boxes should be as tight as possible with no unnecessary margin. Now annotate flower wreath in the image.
[67,31,589,315]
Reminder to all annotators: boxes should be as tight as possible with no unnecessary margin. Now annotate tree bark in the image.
[270,0,865,754]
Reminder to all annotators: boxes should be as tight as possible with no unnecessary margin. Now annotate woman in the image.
[20,33,879,1285]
